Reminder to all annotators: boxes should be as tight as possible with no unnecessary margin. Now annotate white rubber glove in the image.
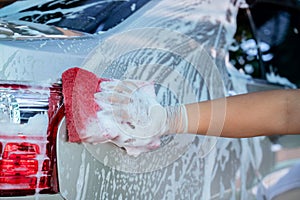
[93,79,188,156]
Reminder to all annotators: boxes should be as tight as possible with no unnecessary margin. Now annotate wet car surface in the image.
[0,0,300,199]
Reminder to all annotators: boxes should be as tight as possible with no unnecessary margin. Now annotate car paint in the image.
[0,0,299,199]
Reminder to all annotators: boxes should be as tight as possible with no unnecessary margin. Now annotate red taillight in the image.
[0,82,63,196]
[0,136,48,190]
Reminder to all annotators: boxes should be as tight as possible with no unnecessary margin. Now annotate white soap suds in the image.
[0,113,48,136]
[266,71,297,88]
[84,80,162,157]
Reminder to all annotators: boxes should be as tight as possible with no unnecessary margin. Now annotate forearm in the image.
[185,89,300,138]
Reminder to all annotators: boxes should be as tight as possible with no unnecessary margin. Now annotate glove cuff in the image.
[165,105,188,134]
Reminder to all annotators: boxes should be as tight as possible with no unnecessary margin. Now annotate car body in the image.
[0,0,299,199]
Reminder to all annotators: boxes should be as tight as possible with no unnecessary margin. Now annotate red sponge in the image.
[62,67,106,142]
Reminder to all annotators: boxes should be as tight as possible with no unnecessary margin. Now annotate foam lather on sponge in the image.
[62,67,105,142]
[62,67,161,156]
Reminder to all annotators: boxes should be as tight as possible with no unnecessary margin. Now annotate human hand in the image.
[92,79,188,156]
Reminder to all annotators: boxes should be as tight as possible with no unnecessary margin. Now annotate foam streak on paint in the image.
[75,149,86,200]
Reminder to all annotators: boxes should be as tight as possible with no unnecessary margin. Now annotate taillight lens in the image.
[0,81,63,196]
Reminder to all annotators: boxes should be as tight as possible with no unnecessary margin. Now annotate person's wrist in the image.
[164,104,188,134]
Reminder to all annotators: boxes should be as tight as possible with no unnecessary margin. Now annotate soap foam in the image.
[85,80,162,157]
[0,114,48,136]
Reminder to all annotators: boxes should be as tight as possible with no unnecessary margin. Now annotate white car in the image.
[0,0,299,199]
